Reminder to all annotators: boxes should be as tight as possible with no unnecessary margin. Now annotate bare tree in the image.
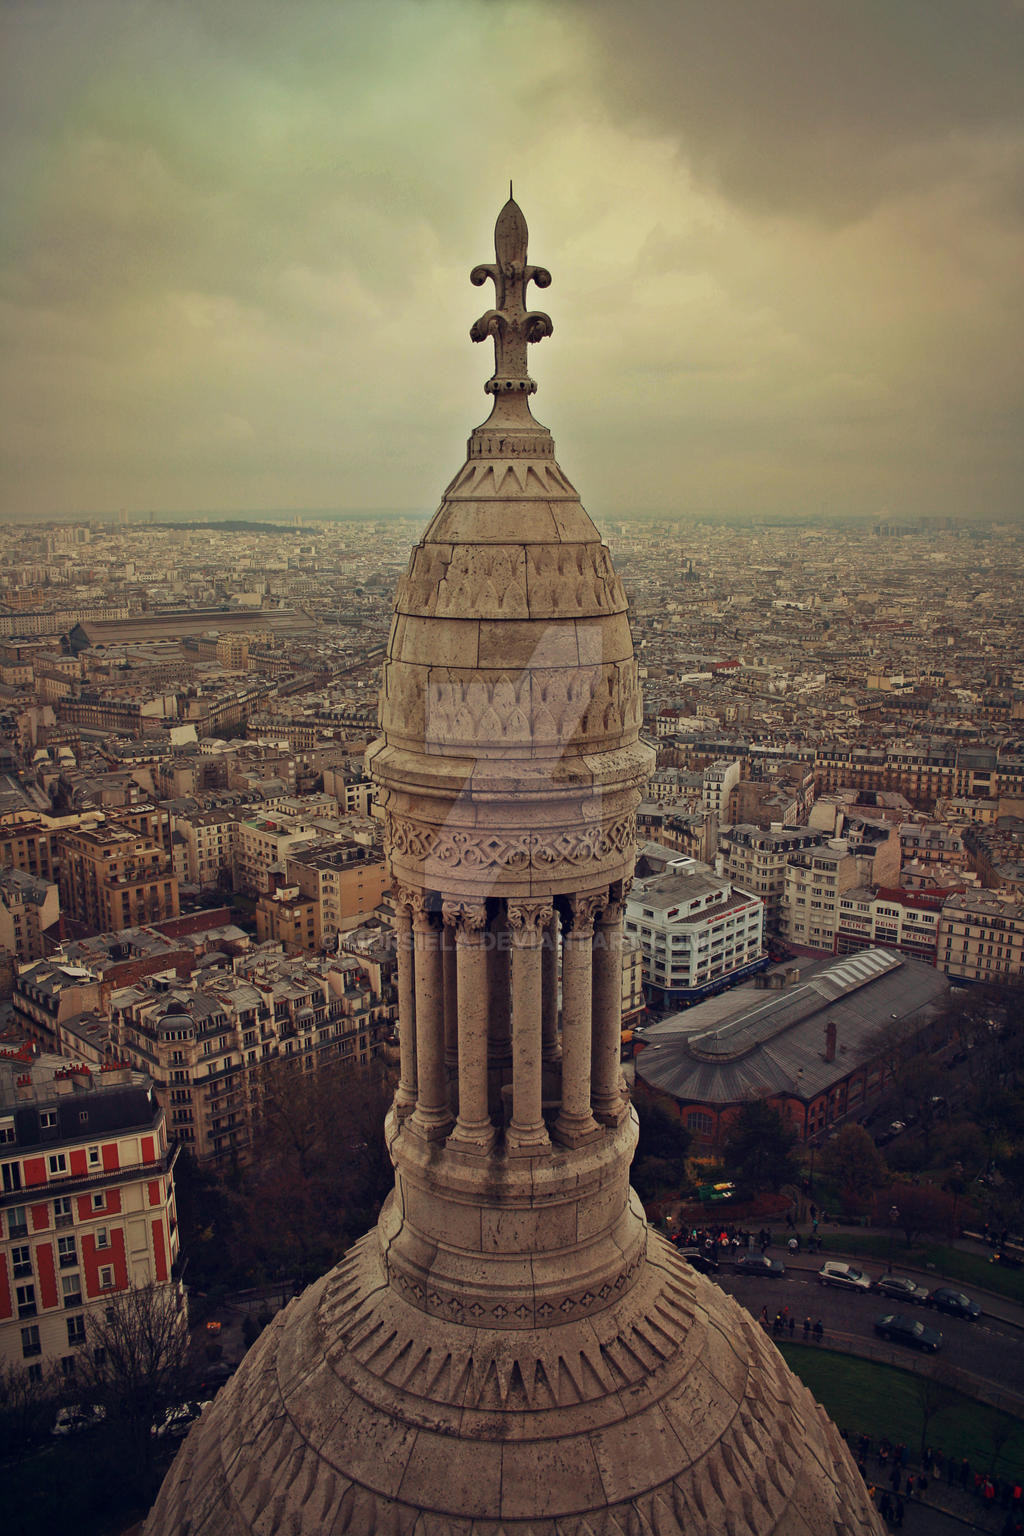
[77,1281,192,1480]
[912,1363,962,1464]
[0,1359,61,1456]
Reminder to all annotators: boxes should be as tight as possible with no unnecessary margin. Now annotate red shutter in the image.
[0,1253,12,1320]
[152,1219,168,1282]
[36,1242,58,1309]
[102,1142,120,1171]
[142,1135,156,1164]
[69,1148,87,1176]
[148,1180,161,1207]
[30,1203,49,1231]
[22,1157,46,1187]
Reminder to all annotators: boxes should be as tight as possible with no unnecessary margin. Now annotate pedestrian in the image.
[810,1202,817,1221]
[788,1315,795,1336]
[803,1316,811,1339]
[905,1473,914,1499]
[879,1490,892,1522]
[893,1494,904,1528]
[961,1458,971,1489]
[890,1466,900,1494]
[788,1236,798,1256]
[813,1318,824,1343]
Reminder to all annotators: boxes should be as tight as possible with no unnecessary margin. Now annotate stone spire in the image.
[142,202,887,1536]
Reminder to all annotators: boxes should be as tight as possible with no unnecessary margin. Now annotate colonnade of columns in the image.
[392,884,629,1155]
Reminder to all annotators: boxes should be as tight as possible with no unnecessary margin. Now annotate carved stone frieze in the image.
[386,810,637,878]
[381,661,643,750]
[441,898,488,933]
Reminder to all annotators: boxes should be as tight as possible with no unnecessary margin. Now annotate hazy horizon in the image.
[2,1,1022,525]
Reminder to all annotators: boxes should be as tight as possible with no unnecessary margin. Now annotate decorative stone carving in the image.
[506,898,554,938]
[386,812,637,877]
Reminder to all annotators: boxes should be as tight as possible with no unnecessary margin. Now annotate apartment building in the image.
[701,759,741,819]
[109,950,396,1163]
[233,812,321,897]
[170,806,247,890]
[938,890,1024,985]
[0,868,60,965]
[59,824,179,934]
[625,867,766,1010]
[780,842,861,954]
[718,823,826,932]
[285,838,389,944]
[835,886,945,965]
[0,1053,181,1379]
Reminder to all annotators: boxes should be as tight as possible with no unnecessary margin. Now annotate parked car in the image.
[150,1400,212,1439]
[873,1274,930,1305]
[52,1404,106,1436]
[873,1313,943,1353]
[734,1253,786,1278]
[676,1247,719,1275]
[927,1287,981,1320]
[818,1261,872,1292]
[875,1120,906,1147]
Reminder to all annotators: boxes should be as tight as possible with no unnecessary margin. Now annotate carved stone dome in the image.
[143,198,885,1536]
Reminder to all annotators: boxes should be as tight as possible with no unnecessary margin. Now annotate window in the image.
[7,1204,28,1237]
[12,1243,32,1278]
[92,1192,106,1212]
[47,1153,68,1176]
[2,1160,21,1192]
[99,1266,115,1289]
[21,1325,41,1359]
[67,1315,86,1346]
[16,1284,37,1318]
[26,1362,42,1383]
[58,1234,77,1268]
[87,1147,101,1168]
[39,1111,57,1130]
[0,1120,14,1144]
[60,1355,76,1378]
[686,1110,714,1135]
[95,1227,109,1249]
[54,1196,73,1228]
[62,1274,83,1309]
[78,1111,89,1125]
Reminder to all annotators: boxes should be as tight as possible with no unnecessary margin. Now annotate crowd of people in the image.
[844,1433,1023,1533]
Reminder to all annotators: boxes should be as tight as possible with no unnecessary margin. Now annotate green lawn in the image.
[817,1232,1024,1305]
[779,1344,1024,1478]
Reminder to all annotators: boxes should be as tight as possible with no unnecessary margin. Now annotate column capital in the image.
[442,898,489,937]
[507,899,553,940]
[566,893,604,936]
[393,882,419,918]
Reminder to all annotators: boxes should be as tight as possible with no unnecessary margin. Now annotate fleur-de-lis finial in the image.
[470,195,552,402]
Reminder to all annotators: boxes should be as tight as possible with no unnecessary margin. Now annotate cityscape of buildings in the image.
[3,509,1023,1386]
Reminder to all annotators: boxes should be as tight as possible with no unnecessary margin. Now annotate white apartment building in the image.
[625,867,766,1010]
[717,823,826,932]
[701,759,741,819]
[835,886,943,965]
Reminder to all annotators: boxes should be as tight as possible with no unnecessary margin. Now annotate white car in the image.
[150,1400,212,1439]
[818,1261,873,1292]
[52,1403,106,1436]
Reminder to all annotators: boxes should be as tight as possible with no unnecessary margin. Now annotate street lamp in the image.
[887,1204,899,1273]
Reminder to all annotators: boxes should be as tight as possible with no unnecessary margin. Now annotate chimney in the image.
[824,1020,837,1062]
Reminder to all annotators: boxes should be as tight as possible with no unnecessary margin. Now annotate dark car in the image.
[927,1287,981,1320]
[874,1313,943,1352]
[734,1253,786,1278]
[676,1247,720,1275]
[873,1274,930,1305]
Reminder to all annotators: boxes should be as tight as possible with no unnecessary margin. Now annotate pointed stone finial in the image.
[470,195,552,401]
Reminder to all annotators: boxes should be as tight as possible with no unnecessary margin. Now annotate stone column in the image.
[445,900,495,1153]
[541,907,560,1061]
[441,913,459,1083]
[393,887,417,1118]
[410,897,452,1141]
[506,899,552,1154]
[486,908,512,1119]
[591,889,626,1125]
[553,894,601,1146]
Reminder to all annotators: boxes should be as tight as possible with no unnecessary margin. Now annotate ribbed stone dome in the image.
[143,198,885,1536]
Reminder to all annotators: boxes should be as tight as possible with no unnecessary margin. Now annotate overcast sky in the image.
[2,0,1022,524]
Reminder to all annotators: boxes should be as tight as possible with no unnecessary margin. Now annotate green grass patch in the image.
[779,1344,1024,1478]
[816,1233,1024,1305]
